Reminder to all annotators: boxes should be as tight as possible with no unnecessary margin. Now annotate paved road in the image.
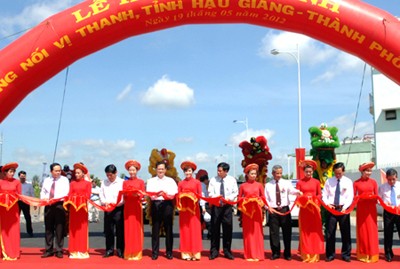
[19,210,395,253]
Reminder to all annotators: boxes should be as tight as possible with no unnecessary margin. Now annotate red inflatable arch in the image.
[1,0,399,122]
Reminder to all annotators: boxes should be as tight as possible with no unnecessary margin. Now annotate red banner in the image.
[0,0,400,122]
[295,148,305,179]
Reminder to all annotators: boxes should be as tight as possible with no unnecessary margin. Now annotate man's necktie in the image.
[334,179,340,205]
[276,181,281,207]
[391,186,397,206]
[220,179,225,206]
[49,179,56,199]
[220,179,225,198]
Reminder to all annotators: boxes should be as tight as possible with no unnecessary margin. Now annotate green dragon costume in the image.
[308,123,340,188]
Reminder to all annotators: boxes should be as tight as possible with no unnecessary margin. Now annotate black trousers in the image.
[383,210,400,259]
[325,211,351,259]
[151,200,174,255]
[104,205,124,253]
[210,204,233,255]
[18,201,33,235]
[268,206,292,257]
[44,202,66,253]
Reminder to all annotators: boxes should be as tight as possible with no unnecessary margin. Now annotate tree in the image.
[31,174,41,198]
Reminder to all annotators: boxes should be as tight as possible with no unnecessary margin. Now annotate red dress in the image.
[353,177,379,262]
[64,179,91,258]
[177,177,202,260]
[0,178,21,260]
[296,177,324,262]
[238,181,265,261]
[123,178,145,260]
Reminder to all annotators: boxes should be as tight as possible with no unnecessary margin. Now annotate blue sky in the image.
[0,0,399,180]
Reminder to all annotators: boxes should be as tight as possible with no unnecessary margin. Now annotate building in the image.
[370,69,400,169]
[335,139,375,172]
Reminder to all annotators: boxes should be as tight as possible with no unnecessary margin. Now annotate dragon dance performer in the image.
[353,162,379,263]
[238,163,265,262]
[0,162,21,260]
[65,163,91,259]
[123,160,145,260]
[177,161,203,261]
[296,160,324,263]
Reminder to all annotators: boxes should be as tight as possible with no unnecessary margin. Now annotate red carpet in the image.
[2,248,400,268]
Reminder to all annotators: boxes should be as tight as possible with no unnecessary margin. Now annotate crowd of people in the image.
[0,160,399,263]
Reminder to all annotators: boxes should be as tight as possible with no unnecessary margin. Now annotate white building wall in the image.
[372,70,400,167]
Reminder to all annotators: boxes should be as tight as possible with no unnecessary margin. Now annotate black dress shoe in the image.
[151,254,158,260]
[116,249,124,258]
[209,253,218,260]
[325,256,334,262]
[284,256,292,261]
[103,250,114,258]
[41,252,54,258]
[166,252,173,260]
[270,255,280,260]
[224,252,234,260]
[342,257,351,262]
[386,257,392,262]
[55,251,63,258]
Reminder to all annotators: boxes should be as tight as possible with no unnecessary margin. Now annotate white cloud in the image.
[0,1,80,37]
[176,137,194,143]
[75,139,135,151]
[312,52,365,83]
[259,31,335,65]
[55,145,73,159]
[13,148,47,167]
[329,114,374,139]
[116,84,132,101]
[194,152,212,163]
[259,30,364,82]
[141,75,195,108]
[230,128,275,146]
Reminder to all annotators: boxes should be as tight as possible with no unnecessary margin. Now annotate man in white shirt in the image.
[100,164,124,258]
[208,162,238,260]
[40,163,70,258]
[322,162,353,262]
[146,161,178,260]
[265,164,300,261]
[379,168,400,262]
[18,170,35,237]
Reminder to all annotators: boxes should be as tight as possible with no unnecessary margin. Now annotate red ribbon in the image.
[2,191,399,217]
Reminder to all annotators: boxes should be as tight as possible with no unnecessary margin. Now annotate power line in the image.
[0,27,32,43]
[345,63,367,167]
[53,67,70,162]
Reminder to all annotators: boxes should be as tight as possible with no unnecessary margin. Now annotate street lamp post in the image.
[225,144,236,179]
[41,162,47,186]
[271,44,305,179]
[233,117,249,139]
[271,44,302,148]
[287,155,291,179]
